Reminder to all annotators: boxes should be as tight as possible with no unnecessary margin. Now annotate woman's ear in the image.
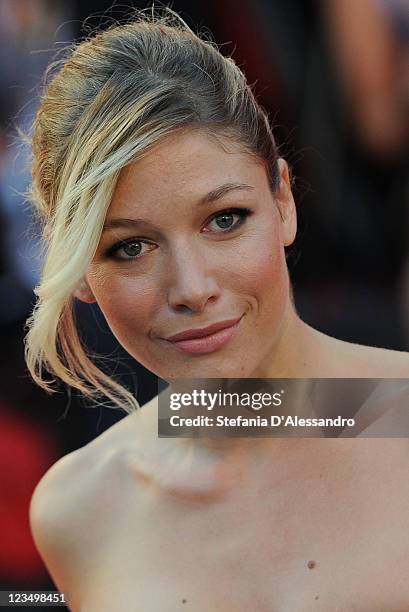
[275,158,297,247]
[73,278,96,304]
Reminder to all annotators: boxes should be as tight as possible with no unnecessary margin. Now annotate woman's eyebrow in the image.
[103,182,254,232]
[103,218,158,232]
[198,182,254,205]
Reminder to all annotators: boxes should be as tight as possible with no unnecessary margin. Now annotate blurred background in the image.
[0,0,408,604]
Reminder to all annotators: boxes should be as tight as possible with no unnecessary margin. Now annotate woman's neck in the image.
[250,306,323,378]
[141,309,339,494]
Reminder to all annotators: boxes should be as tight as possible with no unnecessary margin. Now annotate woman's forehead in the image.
[109,130,268,216]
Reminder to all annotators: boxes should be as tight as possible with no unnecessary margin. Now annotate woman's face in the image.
[80,129,297,379]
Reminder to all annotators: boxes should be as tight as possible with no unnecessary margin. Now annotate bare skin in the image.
[31,379,409,612]
[30,131,409,610]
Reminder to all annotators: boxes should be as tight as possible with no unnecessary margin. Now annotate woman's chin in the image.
[154,361,252,382]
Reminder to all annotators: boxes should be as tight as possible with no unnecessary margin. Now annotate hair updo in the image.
[25,9,280,413]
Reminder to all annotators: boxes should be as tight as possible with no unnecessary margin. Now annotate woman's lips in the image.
[165,316,243,355]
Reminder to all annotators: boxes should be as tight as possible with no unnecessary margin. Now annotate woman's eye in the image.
[107,239,154,261]
[205,208,251,233]
[106,208,252,260]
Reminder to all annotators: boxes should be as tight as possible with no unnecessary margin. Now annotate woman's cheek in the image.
[227,226,287,295]
[89,270,160,343]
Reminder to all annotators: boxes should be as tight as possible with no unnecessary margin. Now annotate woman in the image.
[27,11,409,611]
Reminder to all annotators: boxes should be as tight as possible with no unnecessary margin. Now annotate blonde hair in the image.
[25,8,280,414]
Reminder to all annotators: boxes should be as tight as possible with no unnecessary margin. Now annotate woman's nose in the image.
[166,247,221,313]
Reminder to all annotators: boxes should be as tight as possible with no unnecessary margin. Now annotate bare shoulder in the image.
[29,400,156,593]
[345,342,409,377]
[30,402,153,531]
[318,329,409,377]
[29,443,99,600]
